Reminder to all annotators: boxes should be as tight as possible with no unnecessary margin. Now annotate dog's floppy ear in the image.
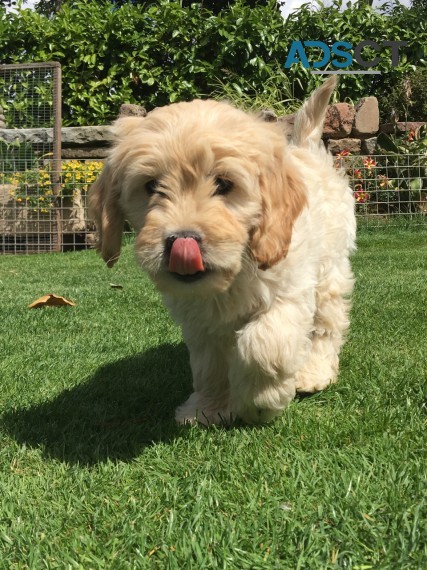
[88,116,147,267]
[88,161,124,268]
[250,158,306,270]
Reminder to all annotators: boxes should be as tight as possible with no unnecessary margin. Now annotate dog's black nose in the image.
[165,231,202,254]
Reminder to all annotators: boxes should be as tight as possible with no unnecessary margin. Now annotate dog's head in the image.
[89,99,311,296]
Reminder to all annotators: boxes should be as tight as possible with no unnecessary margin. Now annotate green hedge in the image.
[0,0,425,125]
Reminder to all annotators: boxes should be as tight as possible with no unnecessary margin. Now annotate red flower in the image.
[363,157,376,171]
[336,149,351,159]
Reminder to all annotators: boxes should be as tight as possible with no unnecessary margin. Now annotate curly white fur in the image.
[89,77,356,426]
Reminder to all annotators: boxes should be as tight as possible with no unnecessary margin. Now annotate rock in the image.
[324,103,355,139]
[380,121,427,134]
[0,126,113,146]
[61,126,113,146]
[0,184,17,206]
[61,147,109,160]
[327,138,361,155]
[352,97,379,137]
[85,232,98,246]
[119,104,147,118]
[361,137,378,155]
[0,128,52,144]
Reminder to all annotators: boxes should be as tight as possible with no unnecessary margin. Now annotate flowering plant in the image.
[8,160,103,213]
[336,145,426,214]
[336,152,392,213]
[374,125,427,213]
[8,168,55,213]
[60,160,103,200]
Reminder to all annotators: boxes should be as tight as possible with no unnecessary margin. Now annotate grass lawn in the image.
[0,226,426,569]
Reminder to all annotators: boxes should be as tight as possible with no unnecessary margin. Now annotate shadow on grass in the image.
[2,343,192,465]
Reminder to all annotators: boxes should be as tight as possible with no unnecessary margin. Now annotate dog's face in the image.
[89,100,306,296]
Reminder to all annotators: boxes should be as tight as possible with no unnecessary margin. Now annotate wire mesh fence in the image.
[0,62,62,253]
[337,152,427,225]
[1,160,102,254]
[1,153,425,255]
[0,62,426,255]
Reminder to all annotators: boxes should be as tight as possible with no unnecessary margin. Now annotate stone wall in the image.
[0,125,113,160]
[274,96,380,155]
[0,99,425,161]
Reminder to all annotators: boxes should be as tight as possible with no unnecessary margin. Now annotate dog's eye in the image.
[145,179,160,196]
[146,179,168,199]
[214,177,233,196]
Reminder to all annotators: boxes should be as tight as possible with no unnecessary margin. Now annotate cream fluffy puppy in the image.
[89,77,356,425]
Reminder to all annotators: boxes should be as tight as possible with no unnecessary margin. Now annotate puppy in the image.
[89,77,356,425]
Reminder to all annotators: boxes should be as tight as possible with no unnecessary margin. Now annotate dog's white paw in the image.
[175,393,233,427]
[294,373,336,393]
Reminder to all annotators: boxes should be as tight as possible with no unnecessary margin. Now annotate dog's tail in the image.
[291,76,337,148]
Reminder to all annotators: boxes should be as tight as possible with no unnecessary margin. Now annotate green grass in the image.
[0,227,426,569]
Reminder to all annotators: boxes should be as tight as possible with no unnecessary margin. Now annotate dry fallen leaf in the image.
[28,294,76,309]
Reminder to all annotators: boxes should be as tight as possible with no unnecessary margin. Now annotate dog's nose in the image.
[165,231,202,254]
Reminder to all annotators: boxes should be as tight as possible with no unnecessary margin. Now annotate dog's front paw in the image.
[175,393,233,427]
[294,372,336,393]
[237,405,282,425]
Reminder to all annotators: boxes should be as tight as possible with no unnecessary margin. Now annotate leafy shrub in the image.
[0,0,425,125]
[378,68,427,122]
[0,0,290,125]
[0,139,37,172]
[283,0,426,104]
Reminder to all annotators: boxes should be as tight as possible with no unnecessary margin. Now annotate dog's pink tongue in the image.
[169,237,204,275]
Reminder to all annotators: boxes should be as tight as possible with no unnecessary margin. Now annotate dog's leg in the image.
[295,259,354,393]
[228,300,313,424]
[175,332,232,426]
[294,331,342,393]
